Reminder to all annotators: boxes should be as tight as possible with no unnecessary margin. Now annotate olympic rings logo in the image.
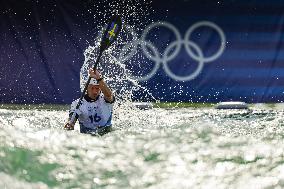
[118,21,226,82]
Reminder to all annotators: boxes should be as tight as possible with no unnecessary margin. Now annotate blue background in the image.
[1,0,284,103]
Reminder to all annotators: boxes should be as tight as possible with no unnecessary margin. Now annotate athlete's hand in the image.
[89,68,102,80]
[64,122,74,130]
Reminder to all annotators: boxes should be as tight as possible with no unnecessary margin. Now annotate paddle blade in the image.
[100,15,122,51]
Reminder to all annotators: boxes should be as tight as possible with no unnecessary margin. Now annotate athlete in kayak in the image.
[64,68,114,135]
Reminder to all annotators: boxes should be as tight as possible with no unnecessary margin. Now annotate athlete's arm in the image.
[64,112,78,130]
[98,79,113,102]
[64,101,80,130]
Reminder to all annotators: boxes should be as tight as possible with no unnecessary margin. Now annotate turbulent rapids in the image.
[1,106,284,188]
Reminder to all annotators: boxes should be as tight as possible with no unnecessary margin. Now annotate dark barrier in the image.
[1,0,284,103]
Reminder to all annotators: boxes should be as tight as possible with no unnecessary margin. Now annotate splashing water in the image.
[80,23,159,115]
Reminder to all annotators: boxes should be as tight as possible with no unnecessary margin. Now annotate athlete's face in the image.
[87,84,101,99]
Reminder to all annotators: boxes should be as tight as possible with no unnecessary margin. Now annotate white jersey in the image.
[69,93,114,130]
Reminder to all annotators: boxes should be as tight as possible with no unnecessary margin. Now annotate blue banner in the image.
[1,0,284,103]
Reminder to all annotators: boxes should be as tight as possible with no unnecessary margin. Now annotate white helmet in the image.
[89,78,99,85]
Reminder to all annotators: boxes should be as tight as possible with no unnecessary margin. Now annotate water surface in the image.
[0,106,284,189]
